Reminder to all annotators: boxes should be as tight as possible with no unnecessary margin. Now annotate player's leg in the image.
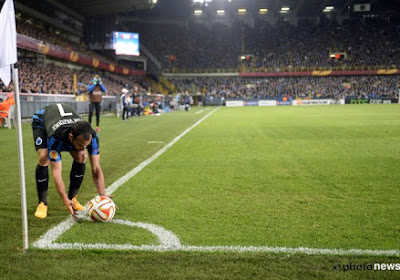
[88,102,95,125]
[32,113,50,218]
[34,145,50,217]
[95,102,101,130]
[34,148,50,219]
[68,150,87,211]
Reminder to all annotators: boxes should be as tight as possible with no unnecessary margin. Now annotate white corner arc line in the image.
[111,219,181,247]
[32,107,220,250]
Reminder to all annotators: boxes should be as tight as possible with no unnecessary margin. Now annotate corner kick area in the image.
[31,106,400,257]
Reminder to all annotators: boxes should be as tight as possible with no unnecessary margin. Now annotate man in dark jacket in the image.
[88,74,107,132]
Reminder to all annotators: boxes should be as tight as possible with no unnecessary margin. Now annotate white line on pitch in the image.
[32,107,220,250]
[34,241,400,257]
[195,110,204,115]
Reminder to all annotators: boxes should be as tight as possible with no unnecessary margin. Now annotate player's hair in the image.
[71,121,92,141]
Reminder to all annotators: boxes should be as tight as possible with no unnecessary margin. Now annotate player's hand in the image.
[62,197,78,219]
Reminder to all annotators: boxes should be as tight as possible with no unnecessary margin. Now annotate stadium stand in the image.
[0,60,148,96]
[1,1,399,105]
[133,17,400,73]
[167,75,400,101]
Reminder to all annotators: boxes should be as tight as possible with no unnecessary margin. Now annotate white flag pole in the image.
[0,0,28,252]
[12,63,29,252]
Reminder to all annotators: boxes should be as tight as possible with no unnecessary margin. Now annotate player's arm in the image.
[50,160,78,218]
[89,154,106,196]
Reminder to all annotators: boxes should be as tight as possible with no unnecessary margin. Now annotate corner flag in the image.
[0,0,29,252]
[0,0,17,86]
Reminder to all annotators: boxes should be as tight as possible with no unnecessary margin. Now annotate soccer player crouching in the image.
[32,103,107,219]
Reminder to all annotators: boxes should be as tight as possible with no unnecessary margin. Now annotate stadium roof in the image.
[62,0,155,17]
[10,0,154,18]
[9,0,400,18]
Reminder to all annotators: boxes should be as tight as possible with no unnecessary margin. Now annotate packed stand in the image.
[0,60,147,96]
[134,17,400,72]
[16,18,112,64]
[168,75,400,101]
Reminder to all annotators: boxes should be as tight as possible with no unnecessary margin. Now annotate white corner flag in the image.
[0,0,29,252]
[0,0,17,86]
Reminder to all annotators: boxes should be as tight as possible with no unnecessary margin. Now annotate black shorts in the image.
[32,112,48,150]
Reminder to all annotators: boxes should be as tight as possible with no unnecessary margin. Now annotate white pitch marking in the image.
[195,110,204,115]
[112,219,181,247]
[32,107,220,250]
[105,106,219,195]
[34,240,400,257]
[32,217,76,249]
[33,218,181,249]
[31,105,400,257]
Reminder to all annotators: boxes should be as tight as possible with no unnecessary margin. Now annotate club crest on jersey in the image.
[49,150,59,160]
[35,137,43,146]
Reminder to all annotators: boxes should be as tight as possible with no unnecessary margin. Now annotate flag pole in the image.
[12,63,29,252]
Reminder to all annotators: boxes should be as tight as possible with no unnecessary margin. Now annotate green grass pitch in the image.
[0,105,399,279]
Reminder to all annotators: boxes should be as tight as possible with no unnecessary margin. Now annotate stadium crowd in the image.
[0,60,147,96]
[135,17,400,72]
[168,75,400,100]
[1,13,398,101]
[16,17,112,64]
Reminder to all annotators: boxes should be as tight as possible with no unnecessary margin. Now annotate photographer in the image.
[87,74,107,132]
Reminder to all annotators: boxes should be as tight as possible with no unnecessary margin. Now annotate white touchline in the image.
[105,107,220,195]
[31,106,400,257]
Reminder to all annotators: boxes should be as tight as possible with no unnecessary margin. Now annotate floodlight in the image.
[194,9,203,15]
[217,10,225,15]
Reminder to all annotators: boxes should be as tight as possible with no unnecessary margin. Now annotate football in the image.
[87,196,116,222]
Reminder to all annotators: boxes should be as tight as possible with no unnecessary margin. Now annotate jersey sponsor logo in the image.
[35,137,43,146]
[49,150,59,160]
